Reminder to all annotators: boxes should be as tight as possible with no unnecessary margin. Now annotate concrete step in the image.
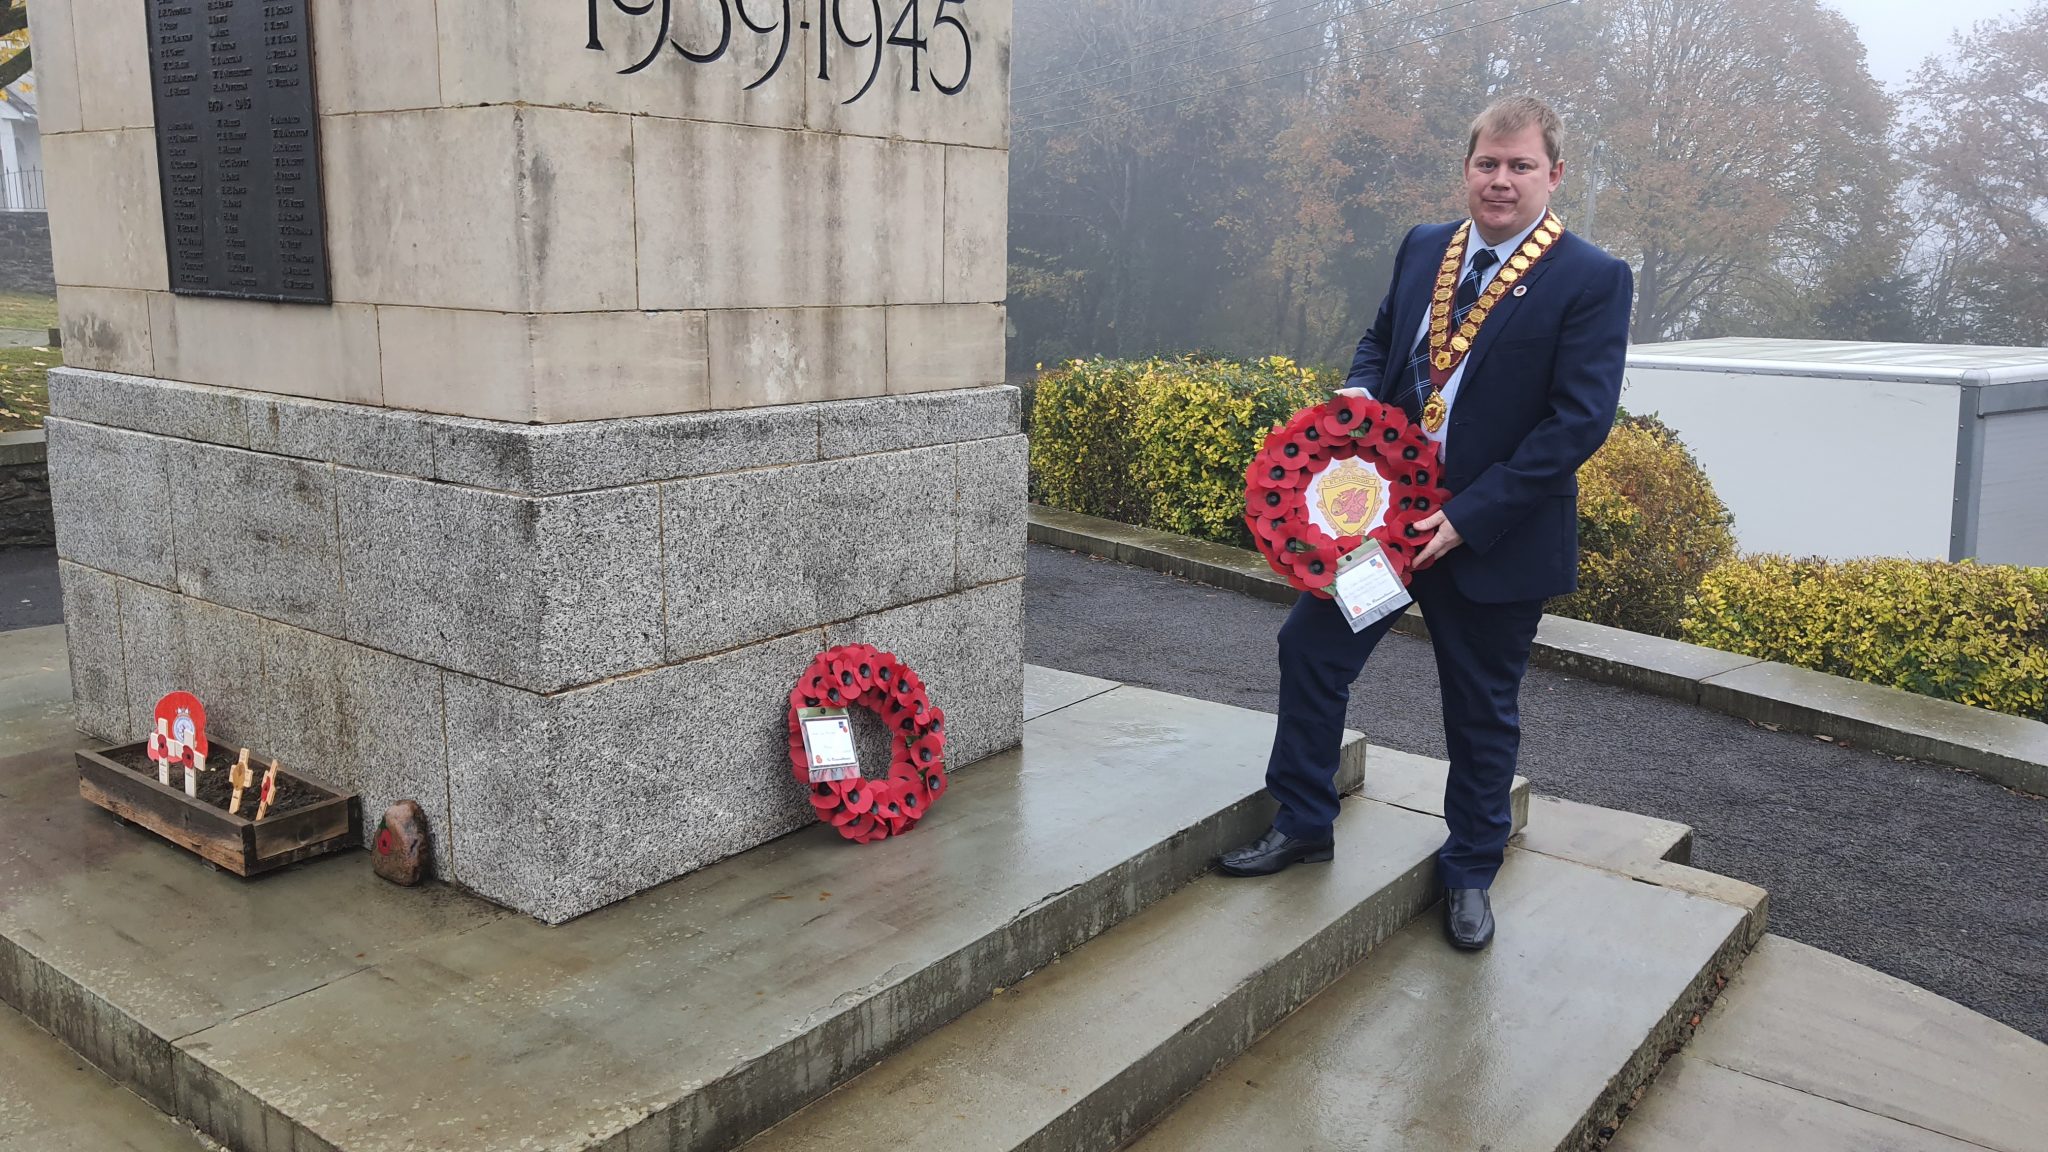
[1124,847,1766,1152]
[0,998,210,1152]
[742,750,1532,1152]
[1612,935,2048,1152]
[1517,793,1693,868]
[0,656,1364,1152]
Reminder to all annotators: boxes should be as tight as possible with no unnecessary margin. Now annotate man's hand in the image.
[1335,386,1372,398]
[1413,509,1463,567]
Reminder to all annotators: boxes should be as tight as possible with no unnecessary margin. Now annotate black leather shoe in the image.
[1216,827,1334,877]
[1444,887,1494,950]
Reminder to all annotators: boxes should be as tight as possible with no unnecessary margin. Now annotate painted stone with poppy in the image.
[371,800,431,886]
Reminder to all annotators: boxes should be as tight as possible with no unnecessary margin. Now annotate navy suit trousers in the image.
[1264,566,1544,889]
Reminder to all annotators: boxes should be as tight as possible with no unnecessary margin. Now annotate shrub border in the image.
[1028,503,2048,798]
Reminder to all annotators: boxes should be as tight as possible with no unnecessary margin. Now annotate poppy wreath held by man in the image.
[1244,395,1451,595]
[787,645,948,844]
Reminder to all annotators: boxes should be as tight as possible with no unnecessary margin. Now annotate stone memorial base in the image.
[44,367,1026,922]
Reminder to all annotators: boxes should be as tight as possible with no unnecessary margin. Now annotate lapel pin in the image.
[1512,284,1528,297]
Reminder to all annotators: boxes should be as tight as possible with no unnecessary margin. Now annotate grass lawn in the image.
[0,292,58,332]
[0,345,57,432]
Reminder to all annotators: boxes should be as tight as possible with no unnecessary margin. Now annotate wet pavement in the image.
[0,548,59,631]
[1024,544,2048,1042]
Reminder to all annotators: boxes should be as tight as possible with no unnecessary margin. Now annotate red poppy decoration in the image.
[1244,396,1445,595]
[788,645,948,844]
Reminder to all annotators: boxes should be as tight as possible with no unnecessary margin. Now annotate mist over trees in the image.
[1006,0,2048,372]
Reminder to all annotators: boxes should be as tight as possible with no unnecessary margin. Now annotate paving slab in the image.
[0,1000,210,1152]
[0,739,513,1113]
[744,794,1454,1152]
[1126,849,1754,1152]
[1359,744,1529,831]
[0,624,68,749]
[1609,1053,1986,1152]
[1020,663,1117,722]
[2,676,1366,1152]
[1680,935,2048,1152]
[1699,660,2048,796]
[1519,793,1693,869]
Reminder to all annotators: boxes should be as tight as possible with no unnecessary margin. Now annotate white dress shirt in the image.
[1410,214,1546,462]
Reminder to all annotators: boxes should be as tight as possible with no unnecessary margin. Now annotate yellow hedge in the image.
[1030,355,1325,546]
[1550,413,1737,638]
[1683,557,2048,720]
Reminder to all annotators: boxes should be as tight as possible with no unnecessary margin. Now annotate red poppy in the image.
[1280,426,1326,466]
[1318,396,1369,438]
[1282,405,1324,438]
[1249,456,1311,491]
[1294,538,1343,589]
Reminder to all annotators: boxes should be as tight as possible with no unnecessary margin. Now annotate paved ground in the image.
[8,543,2040,1040]
[0,548,59,631]
[1024,544,2048,1043]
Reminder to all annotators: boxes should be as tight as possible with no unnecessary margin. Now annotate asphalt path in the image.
[1024,543,2048,1043]
[0,547,61,631]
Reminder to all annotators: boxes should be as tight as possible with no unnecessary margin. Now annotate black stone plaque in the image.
[147,0,330,303]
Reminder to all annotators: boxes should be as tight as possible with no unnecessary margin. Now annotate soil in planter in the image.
[104,745,322,819]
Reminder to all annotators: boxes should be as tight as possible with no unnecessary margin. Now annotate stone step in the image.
[1611,935,2048,1152]
[741,751,1532,1152]
[1124,847,1765,1152]
[0,659,1364,1152]
[0,998,210,1152]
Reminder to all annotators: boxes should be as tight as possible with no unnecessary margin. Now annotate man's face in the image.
[1464,125,1564,244]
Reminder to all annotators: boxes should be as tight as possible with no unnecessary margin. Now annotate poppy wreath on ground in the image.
[1243,395,1451,596]
[787,645,948,844]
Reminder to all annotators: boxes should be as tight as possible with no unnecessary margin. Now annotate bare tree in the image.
[1900,2,2048,346]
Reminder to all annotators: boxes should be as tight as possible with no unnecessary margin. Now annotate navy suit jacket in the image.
[1344,221,1633,604]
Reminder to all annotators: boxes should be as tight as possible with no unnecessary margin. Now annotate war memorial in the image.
[0,1,2041,1150]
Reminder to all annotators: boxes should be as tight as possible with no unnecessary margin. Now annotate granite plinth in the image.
[48,372,1026,921]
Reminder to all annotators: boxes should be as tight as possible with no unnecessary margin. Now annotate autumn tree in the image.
[1008,0,1326,370]
[1900,2,2048,346]
[1586,0,1899,341]
[1008,0,1909,362]
[0,2,29,92]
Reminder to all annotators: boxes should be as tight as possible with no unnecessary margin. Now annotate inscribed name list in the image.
[147,0,330,303]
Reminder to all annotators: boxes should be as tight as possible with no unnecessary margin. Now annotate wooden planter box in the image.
[76,740,361,876]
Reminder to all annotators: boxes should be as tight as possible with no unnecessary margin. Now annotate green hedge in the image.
[1027,357,2047,721]
[1029,355,1324,547]
[1683,556,2048,721]
[1549,413,1736,638]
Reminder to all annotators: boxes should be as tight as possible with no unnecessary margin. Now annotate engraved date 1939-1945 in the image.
[586,0,972,103]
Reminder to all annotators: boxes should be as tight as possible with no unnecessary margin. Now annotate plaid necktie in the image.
[1405,245,1500,412]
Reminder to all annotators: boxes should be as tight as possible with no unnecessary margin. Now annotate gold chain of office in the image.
[1422,212,1563,432]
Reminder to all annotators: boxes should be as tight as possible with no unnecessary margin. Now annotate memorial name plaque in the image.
[147,0,330,303]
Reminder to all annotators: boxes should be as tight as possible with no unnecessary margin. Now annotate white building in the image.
[0,74,41,209]
[1622,339,2048,567]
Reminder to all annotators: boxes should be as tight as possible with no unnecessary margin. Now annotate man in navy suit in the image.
[1217,96,1633,952]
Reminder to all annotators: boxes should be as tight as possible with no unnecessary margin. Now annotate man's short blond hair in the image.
[1466,96,1564,166]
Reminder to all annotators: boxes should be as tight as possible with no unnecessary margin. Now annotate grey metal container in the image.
[1621,339,2048,565]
